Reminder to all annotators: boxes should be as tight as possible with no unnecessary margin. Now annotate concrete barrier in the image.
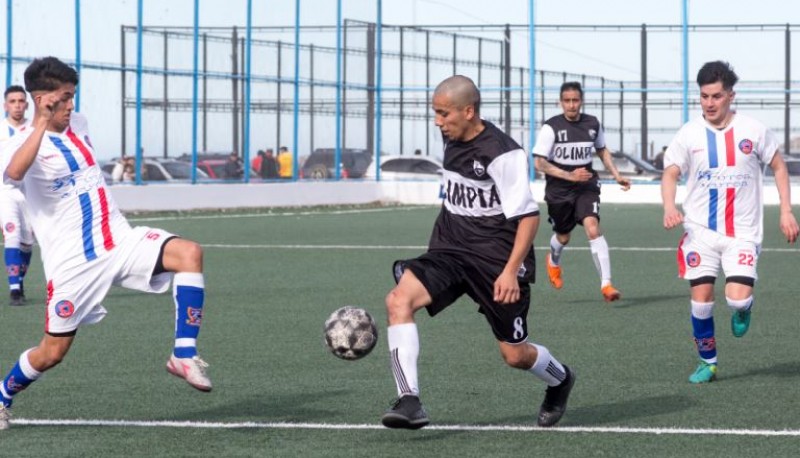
[107,180,800,212]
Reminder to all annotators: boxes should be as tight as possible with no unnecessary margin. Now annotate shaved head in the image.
[433,75,481,115]
[432,75,485,142]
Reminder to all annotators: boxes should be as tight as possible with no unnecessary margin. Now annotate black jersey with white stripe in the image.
[532,113,606,187]
[429,120,539,281]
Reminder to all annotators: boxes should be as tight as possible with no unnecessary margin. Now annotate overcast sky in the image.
[1,0,797,158]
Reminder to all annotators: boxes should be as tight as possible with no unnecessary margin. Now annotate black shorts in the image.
[544,181,601,235]
[393,252,530,343]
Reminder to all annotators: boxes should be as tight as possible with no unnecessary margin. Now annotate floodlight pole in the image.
[190,0,199,183]
[75,0,82,111]
[4,0,11,89]
[244,0,252,183]
[528,0,536,180]
[292,0,301,179]
[135,0,143,184]
[334,0,342,180]
[681,0,689,124]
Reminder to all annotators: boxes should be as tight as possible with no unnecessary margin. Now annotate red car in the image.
[193,158,259,180]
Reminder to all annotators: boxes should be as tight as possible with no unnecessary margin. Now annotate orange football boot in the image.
[546,254,563,290]
[601,284,621,302]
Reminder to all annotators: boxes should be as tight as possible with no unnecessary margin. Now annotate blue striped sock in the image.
[173,273,205,359]
[0,350,41,407]
[4,248,22,290]
[20,247,32,280]
[691,315,716,362]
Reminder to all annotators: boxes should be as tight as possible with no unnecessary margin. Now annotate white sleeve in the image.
[0,134,26,186]
[760,127,780,166]
[531,124,556,159]
[487,148,539,220]
[664,125,691,177]
[594,125,607,150]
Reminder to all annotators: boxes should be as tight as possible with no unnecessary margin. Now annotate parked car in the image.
[193,158,259,179]
[364,155,443,180]
[592,151,661,181]
[300,148,373,179]
[101,157,209,183]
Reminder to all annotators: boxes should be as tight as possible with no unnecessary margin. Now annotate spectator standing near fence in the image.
[278,146,293,179]
[224,151,243,179]
[261,148,279,179]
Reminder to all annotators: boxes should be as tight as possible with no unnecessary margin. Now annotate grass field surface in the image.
[0,204,799,457]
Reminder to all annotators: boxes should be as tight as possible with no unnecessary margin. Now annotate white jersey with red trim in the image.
[0,113,131,278]
[664,112,777,244]
[0,118,31,193]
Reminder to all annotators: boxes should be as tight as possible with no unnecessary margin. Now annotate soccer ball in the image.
[324,306,378,360]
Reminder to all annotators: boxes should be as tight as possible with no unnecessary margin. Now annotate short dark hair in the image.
[433,75,481,115]
[696,61,738,91]
[3,85,25,99]
[24,57,79,93]
[560,81,583,100]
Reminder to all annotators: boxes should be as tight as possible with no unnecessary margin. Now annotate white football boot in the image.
[166,354,212,392]
[0,404,11,430]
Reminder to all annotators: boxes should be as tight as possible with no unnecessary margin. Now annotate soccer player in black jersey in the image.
[381,75,575,430]
[532,82,630,302]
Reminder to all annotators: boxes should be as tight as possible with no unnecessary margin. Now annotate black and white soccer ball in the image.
[324,306,378,360]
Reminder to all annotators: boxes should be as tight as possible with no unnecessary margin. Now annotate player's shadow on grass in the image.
[568,293,686,309]
[717,360,800,382]
[191,389,350,422]
[487,394,692,427]
[610,293,687,309]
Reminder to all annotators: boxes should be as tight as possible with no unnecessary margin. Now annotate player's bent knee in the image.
[385,289,415,323]
[726,295,753,311]
[164,238,204,272]
[181,240,204,265]
[499,345,534,369]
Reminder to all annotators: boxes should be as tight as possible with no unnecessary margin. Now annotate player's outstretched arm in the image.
[769,152,800,243]
[596,147,631,191]
[661,165,683,230]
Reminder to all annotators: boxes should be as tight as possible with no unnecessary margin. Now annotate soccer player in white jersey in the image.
[381,75,575,430]
[0,86,35,306]
[0,57,213,429]
[532,82,631,302]
[661,61,799,384]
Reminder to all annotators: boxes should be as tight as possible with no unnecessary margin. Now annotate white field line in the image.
[202,244,800,253]
[127,206,421,222]
[10,418,800,437]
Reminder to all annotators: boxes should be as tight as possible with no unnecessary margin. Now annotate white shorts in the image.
[676,224,760,282]
[0,187,35,247]
[45,226,175,334]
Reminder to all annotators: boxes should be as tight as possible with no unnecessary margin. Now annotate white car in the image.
[101,158,209,183]
[365,155,443,181]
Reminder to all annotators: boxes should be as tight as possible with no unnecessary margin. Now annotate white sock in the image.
[20,349,42,380]
[589,236,612,287]
[550,234,565,266]
[388,323,420,396]
[726,296,753,312]
[691,300,715,319]
[527,343,566,387]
